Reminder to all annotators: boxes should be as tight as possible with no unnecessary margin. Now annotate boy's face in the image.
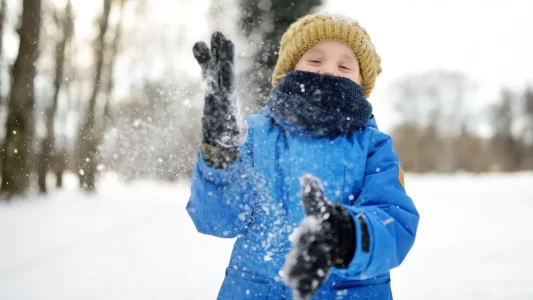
[294,40,362,86]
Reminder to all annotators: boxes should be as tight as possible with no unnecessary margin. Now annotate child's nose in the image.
[319,64,337,77]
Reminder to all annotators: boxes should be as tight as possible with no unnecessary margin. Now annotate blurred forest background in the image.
[0,0,532,198]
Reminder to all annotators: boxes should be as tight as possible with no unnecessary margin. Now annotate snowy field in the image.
[1,172,532,300]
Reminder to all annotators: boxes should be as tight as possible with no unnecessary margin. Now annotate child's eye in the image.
[340,65,351,70]
[308,60,321,64]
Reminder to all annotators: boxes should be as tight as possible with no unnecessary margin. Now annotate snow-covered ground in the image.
[0,172,532,300]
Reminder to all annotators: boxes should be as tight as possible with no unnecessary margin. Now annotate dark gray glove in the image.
[282,174,358,300]
[193,32,246,169]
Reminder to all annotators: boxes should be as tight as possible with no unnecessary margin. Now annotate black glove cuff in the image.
[201,142,239,170]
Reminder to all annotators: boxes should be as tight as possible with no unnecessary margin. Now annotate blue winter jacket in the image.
[186,108,419,299]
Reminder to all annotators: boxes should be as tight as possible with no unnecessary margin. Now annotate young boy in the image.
[186,13,419,300]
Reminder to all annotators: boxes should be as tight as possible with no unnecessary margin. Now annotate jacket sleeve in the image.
[185,119,255,238]
[333,129,420,279]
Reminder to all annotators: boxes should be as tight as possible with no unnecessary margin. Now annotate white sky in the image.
[20,0,533,132]
[322,0,533,131]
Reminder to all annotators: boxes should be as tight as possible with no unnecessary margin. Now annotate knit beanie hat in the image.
[271,13,382,98]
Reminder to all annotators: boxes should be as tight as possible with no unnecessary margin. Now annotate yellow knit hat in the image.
[272,13,382,98]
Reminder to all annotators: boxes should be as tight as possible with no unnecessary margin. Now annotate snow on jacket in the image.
[186,108,419,299]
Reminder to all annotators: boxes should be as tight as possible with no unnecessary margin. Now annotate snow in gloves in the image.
[186,13,419,300]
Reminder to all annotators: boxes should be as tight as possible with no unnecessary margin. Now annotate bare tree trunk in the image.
[102,0,125,133]
[0,0,42,198]
[0,0,6,174]
[0,0,5,54]
[0,0,6,104]
[54,170,63,186]
[77,0,111,192]
[523,87,533,170]
[55,81,73,189]
[38,0,73,193]
[55,24,79,188]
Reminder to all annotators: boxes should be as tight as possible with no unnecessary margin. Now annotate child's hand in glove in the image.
[281,174,358,300]
[193,32,246,169]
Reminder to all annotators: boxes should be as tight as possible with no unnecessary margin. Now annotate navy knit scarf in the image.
[265,70,373,136]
